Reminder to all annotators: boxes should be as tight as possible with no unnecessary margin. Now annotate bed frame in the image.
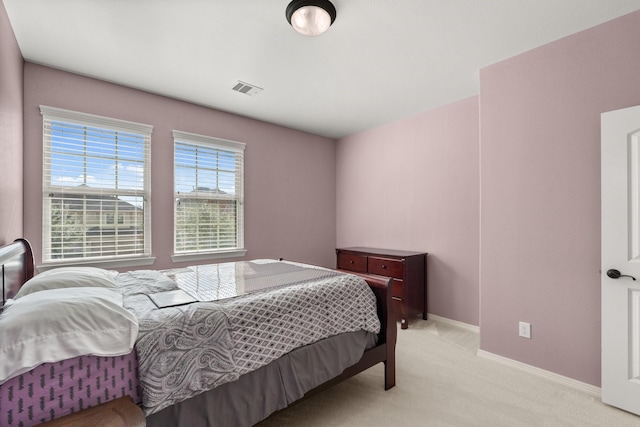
[0,238,34,310]
[0,238,396,424]
[330,269,396,390]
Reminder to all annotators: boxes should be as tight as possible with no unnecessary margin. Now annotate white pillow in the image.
[0,287,138,384]
[14,266,118,298]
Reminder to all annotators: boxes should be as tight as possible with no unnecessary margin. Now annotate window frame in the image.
[172,130,247,262]
[40,106,154,270]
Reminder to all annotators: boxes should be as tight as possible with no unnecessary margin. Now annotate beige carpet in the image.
[257,320,640,426]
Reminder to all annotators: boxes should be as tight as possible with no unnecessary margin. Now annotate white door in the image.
[602,104,640,414]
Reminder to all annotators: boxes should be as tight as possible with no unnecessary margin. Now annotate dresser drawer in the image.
[337,252,367,273]
[367,257,404,279]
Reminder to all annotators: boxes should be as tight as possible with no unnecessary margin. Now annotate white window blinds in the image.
[41,106,152,263]
[173,130,245,255]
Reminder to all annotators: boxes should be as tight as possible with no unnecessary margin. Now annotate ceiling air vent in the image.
[232,81,263,96]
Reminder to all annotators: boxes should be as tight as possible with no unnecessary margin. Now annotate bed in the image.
[0,238,396,426]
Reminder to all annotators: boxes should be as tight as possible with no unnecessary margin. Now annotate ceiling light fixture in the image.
[286,0,336,36]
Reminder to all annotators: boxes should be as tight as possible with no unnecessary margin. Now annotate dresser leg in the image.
[400,303,409,328]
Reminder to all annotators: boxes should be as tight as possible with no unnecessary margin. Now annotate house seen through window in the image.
[173,130,245,256]
[41,106,152,263]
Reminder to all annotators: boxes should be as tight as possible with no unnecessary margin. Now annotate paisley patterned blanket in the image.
[117,261,380,415]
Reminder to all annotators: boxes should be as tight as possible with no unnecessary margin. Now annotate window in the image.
[173,130,245,259]
[41,106,152,264]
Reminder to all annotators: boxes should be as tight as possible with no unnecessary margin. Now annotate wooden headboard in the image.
[0,239,35,309]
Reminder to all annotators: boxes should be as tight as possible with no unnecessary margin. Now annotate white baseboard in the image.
[427,313,480,334]
[426,314,601,398]
[476,349,601,398]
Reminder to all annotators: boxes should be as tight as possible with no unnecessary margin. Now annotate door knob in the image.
[606,269,636,281]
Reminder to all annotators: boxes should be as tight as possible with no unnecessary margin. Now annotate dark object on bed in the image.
[0,239,396,427]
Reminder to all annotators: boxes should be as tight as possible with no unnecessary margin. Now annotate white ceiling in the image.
[4,0,640,139]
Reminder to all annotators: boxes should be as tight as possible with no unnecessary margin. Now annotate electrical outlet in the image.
[519,321,531,339]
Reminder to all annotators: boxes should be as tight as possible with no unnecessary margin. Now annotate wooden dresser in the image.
[336,247,427,329]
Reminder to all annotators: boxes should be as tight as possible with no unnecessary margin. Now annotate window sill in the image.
[38,256,156,273]
[171,249,247,264]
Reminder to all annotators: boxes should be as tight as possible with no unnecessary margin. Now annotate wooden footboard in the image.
[307,271,397,394]
[340,271,396,389]
[359,272,397,390]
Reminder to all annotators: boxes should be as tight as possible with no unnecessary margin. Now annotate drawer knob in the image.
[349,260,354,264]
[381,265,387,269]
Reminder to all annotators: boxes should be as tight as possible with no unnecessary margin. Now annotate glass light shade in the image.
[290,6,332,36]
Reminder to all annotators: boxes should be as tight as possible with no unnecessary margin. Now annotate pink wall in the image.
[22,64,337,270]
[336,97,480,326]
[480,11,640,386]
[0,1,23,244]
